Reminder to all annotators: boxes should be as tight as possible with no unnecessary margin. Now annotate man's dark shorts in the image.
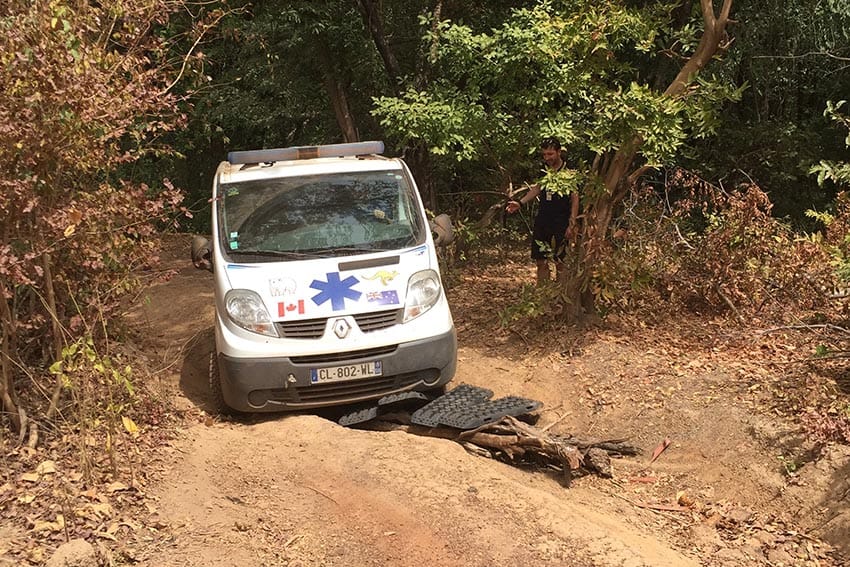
[531,219,568,260]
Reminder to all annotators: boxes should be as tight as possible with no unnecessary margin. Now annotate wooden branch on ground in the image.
[541,410,572,432]
[27,420,39,449]
[367,414,640,485]
[758,323,850,337]
[18,407,28,446]
[714,283,744,324]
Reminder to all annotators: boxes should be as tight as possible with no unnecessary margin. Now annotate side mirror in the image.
[191,235,213,272]
[429,214,455,247]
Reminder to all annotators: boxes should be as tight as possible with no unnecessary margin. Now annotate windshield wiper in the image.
[230,247,388,260]
[320,246,388,256]
[230,249,321,259]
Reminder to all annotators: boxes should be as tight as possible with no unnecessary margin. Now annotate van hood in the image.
[222,245,432,320]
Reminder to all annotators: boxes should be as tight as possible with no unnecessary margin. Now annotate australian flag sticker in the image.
[366,290,399,305]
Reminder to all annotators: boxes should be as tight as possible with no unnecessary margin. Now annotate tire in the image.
[191,235,212,271]
[423,384,448,398]
[208,352,232,416]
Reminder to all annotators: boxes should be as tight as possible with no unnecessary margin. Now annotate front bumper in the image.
[217,328,457,412]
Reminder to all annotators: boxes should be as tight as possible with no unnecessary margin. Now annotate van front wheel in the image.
[424,384,447,398]
[208,352,232,416]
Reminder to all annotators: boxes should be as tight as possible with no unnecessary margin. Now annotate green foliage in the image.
[373,90,494,160]
[687,0,850,225]
[498,284,554,326]
[806,191,850,286]
[50,337,135,406]
[777,454,800,476]
[161,0,397,228]
[589,83,686,165]
[810,101,850,188]
[538,166,586,197]
[372,1,738,172]
[48,334,141,479]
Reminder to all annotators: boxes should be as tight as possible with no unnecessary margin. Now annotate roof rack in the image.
[227,141,385,165]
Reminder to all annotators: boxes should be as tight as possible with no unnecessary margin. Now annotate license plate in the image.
[310,361,383,384]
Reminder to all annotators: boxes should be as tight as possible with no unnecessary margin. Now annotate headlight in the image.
[225,289,278,337]
[404,270,442,322]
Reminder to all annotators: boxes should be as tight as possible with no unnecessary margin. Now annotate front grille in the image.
[354,309,401,332]
[276,309,401,340]
[289,345,397,365]
[276,317,326,339]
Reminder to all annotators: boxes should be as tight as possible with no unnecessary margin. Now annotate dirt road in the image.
[128,235,848,566]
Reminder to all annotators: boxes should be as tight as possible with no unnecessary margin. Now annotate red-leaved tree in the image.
[0,0,214,436]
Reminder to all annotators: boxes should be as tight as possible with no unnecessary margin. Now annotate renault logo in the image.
[332,318,351,339]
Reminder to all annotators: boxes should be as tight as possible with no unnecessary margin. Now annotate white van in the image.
[191,141,457,413]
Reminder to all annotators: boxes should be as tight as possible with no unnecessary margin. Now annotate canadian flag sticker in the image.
[278,300,305,317]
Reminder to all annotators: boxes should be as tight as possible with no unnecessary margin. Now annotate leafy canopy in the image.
[373,0,742,184]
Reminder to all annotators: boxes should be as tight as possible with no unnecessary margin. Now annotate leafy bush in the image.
[0,1,199,435]
[596,169,834,321]
[498,283,557,327]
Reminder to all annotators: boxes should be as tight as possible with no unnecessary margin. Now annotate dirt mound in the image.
[119,234,848,566]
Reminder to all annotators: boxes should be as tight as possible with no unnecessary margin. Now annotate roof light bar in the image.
[227,141,385,165]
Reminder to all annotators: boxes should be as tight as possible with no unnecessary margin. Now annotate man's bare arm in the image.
[506,184,542,213]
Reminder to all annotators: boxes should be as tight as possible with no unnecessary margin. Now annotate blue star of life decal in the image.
[310,272,362,311]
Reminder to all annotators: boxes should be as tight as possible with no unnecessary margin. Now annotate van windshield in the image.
[218,170,426,260]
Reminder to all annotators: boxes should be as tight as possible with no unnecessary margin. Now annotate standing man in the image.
[506,137,580,285]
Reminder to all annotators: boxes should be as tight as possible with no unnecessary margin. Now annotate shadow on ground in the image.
[817,453,850,557]
[177,326,357,426]
[179,326,216,414]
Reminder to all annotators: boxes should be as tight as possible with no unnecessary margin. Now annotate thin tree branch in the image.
[161,9,231,96]
[42,252,65,422]
[627,165,654,186]
[714,283,744,324]
[751,51,850,62]
[666,0,733,96]
[718,0,733,24]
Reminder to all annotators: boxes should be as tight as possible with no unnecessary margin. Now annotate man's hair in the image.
[540,136,561,150]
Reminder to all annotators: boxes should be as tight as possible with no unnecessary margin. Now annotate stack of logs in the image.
[367,413,640,485]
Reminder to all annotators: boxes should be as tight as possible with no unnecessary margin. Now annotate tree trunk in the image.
[665,0,733,98]
[42,252,66,421]
[356,0,402,94]
[318,49,359,143]
[560,0,734,323]
[406,143,437,211]
[356,0,443,209]
[367,414,641,483]
[0,280,21,432]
